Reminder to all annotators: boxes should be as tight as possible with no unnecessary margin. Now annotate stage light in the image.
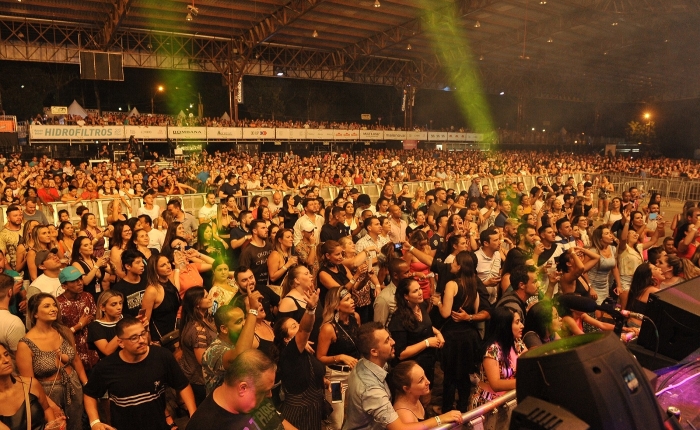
[374,0,380,7]
[186,13,193,21]
[312,30,318,38]
[406,44,412,50]
[474,21,481,28]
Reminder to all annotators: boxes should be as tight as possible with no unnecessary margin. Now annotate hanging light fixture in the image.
[547,37,553,42]
[407,43,412,50]
[479,54,484,60]
[186,13,193,21]
[474,21,481,28]
[186,0,198,21]
[374,0,380,7]
[312,30,318,38]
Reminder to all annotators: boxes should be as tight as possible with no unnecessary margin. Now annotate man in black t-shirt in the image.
[320,206,350,242]
[84,317,196,430]
[111,250,147,318]
[240,220,272,289]
[187,349,287,430]
[229,210,253,270]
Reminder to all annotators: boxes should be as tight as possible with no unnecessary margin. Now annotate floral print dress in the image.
[470,338,527,409]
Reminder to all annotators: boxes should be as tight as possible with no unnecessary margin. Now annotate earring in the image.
[334,310,339,323]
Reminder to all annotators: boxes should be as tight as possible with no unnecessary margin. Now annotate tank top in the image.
[254,334,276,360]
[326,317,360,359]
[0,381,45,430]
[278,295,305,323]
[150,280,181,341]
[574,276,592,298]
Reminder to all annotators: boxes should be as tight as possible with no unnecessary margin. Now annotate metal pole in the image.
[433,390,517,429]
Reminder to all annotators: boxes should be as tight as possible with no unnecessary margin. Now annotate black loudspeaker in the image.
[638,278,700,360]
[80,52,124,81]
[509,397,589,430]
[516,332,666,430]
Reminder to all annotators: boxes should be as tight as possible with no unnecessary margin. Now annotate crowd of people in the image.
[0,147,699,430]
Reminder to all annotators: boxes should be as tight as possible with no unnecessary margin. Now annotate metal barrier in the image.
[1,172,698,229]
[435,390,517,430]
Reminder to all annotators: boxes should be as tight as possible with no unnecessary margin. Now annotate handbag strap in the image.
[18,376,32,430]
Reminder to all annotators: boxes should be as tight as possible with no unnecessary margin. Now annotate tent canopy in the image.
[220,112,230,121]
[67,100,87,118]
[128,107,140,117]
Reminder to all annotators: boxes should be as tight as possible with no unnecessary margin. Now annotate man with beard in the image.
[0,205,22,271]
[240,220,272,291]
[83,316,197,430]
[203,292,262,394]
[229,210,253,270]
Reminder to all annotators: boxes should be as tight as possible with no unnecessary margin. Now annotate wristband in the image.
[248,309,258,316]
[424,339,430,348]
[409,246,415,253]
[70,327,75,333]
[306,307,316,315]
[435,416,442,425]
[90,419,101,428]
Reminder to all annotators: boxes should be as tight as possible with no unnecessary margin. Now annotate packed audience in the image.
[0,147,698,430]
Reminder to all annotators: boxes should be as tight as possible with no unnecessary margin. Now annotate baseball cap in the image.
[59,266,83,284]
[300,218,316,232]
[35,248,58,267]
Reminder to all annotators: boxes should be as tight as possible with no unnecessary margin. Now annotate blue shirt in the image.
[342,358,399,430]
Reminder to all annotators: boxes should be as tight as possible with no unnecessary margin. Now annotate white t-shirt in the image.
[198,204,218,222]
[137,204,161,221]
[148,228,166,252]
[27,275,63,298]
[0,310,25,355]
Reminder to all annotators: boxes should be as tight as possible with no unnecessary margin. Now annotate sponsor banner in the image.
[208,127,243,139]
[466,133,483,142]
[167,127,207,139]
[50,106,68,115]
[384,130,407,140]
[289,129,307,139]
[333,129,360,140]
[403,140,418,150]
[359,130,383,140]
[306,129,334,140]
[242,128,274,139]
[30,125,124,140]
[276,128,307,139]
[406,131,427,140]
[428,131,448,141]
[361,114,371,120]
[448,132,467,141]
[0,121,16,133]
[124,126,167,140]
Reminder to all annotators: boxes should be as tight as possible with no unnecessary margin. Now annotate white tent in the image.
[67,100,88,118]
[177,110,186,118]
[220,112,231,121]
[128,107,140,117]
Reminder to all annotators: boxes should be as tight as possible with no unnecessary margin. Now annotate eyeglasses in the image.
[119,331,149,342]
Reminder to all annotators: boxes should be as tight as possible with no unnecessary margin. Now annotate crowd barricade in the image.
[434,390,516,430]
[0,172,696,230]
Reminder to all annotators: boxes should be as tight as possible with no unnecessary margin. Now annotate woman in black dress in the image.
[431,251,490,412]
[389,278,444,393]
[274,288,325,430]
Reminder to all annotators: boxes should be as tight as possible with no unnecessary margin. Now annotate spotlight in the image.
[374,0,380,7]
[474,21,481,28]
[547,37,553,42]
[186,13,193,21]
[407,44,412,50]
[187,4,199,16]
[479,55,484,60]
[312,30,318,38]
